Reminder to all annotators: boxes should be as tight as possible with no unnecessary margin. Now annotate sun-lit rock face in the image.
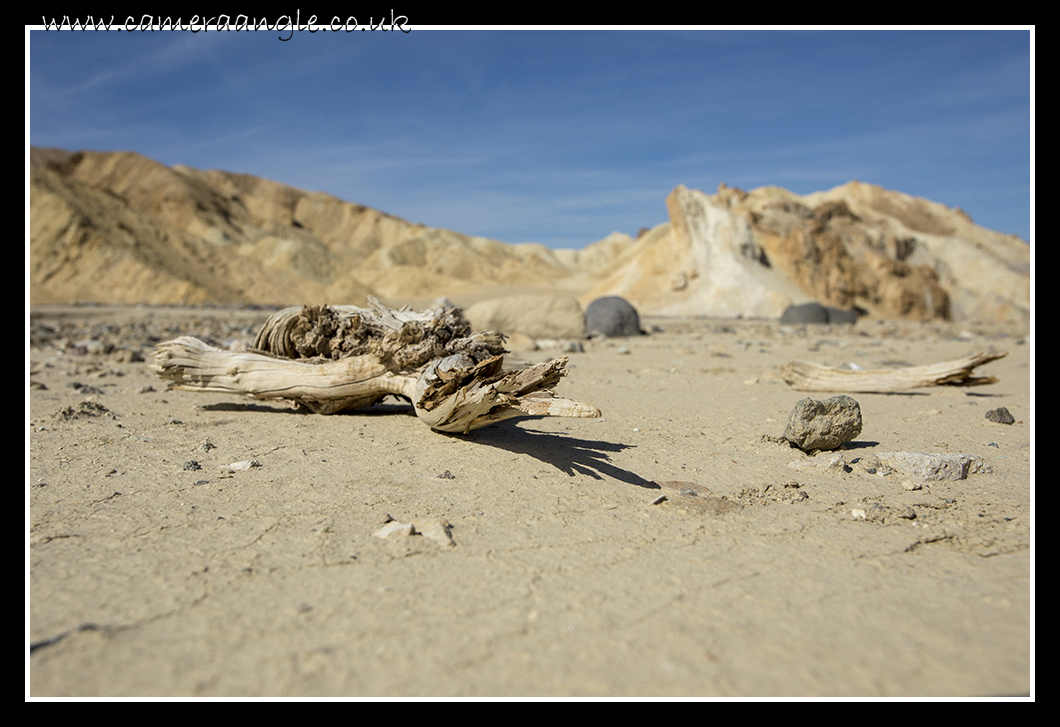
[583,181,1028,323]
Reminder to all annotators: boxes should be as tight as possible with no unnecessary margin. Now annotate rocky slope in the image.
[30,147,1029,323]
[582,183,1029,323]
[29,147,614,307]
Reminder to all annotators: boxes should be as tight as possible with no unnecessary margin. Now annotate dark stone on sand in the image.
[780,302,859,325]
[781,302,828,324]
[985,407,1015,424]
[824,307,859,324]
[584,296,644,338]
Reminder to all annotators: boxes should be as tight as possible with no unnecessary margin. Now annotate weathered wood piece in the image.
[152,298,601,432]
[780,349,1007,393]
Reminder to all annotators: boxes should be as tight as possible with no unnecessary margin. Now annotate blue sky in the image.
[29,26,1032,246]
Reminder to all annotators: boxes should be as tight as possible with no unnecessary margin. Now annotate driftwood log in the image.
[152,299,601,433]
[780,349,1007,393]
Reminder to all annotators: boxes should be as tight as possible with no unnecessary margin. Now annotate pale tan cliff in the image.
[584,182,1029,323]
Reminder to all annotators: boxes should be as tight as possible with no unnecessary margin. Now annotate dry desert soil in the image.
[28,305,1033,697]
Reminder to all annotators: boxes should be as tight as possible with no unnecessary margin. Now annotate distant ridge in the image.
[29,146,617,307]
[29,147,1029,322]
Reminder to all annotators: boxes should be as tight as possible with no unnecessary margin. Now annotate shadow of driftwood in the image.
[197,400,418,416]
[198,402,304,414]
[455,419,659,490]
[194,402,655,491]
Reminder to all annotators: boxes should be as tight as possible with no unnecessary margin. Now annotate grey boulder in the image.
[780,302,858,325]
[584,296,644,338]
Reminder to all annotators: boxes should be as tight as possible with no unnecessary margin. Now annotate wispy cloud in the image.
[29,28,1032,244]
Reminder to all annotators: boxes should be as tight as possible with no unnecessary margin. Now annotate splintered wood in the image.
[780,349,1007,393]
[152,299,600,433]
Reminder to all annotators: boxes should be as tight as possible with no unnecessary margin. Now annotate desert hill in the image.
[29,146,617,307]
[29,147,1029,323]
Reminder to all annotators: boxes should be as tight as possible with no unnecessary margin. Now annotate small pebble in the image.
[985,407,1015,424]
[73,383,105,395]
[221,460,261,471]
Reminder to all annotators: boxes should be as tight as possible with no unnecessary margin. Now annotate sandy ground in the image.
[27,305,1033,698]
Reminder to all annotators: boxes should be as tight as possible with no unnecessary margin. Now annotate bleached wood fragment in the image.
[411,354,600,433]
[780,349,1007,393]
[152,301,600,431]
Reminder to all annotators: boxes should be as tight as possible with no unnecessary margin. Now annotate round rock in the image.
[780,302,829,324]
[584,296,643,337]
[780,302,858,325]
[783,395,863,452]
[985,407,1015,424]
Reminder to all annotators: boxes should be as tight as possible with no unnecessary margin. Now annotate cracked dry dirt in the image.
[28,307,1032,697]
